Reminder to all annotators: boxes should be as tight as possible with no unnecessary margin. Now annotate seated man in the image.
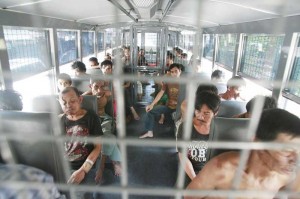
[0,89,23,111]
[219,76,246,101]
[59,87,102,198]
[83,78,122,182]
[185,108,300,199]
[140,63,183,138]
[177,91,220,187]
[89,57,100,69]
[71,61,91,78]
[57,73,72,92]
[233,95,277,118]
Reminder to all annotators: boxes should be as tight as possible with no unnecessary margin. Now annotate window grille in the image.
[3,26,52,81]
[240,35,284,82]
[57,30,78,65]
[216,34,237,70]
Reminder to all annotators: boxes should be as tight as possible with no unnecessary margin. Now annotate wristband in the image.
[82,159,94,173]
[86,158,94,165]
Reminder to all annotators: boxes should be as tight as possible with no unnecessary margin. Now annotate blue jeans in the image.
[144,105,175,131]
[71,167,97,199]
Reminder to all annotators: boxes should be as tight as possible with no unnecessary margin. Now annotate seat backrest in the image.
[72,78,90,93]
[30,95,62,113]
[86,68,103,76]
[81,95,98,114]
[216,82,227,94]
[217,100,247,117]
[208,117,251,159]
[0,111,67,183]
[29,95,98,115]
[127,146,178,187]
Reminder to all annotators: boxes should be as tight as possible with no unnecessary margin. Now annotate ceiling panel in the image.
[220,0,300,16]
[0,0,300,27]
[0,0,134,24]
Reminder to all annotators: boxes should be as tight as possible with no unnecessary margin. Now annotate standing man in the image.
[185,108,300,199]
[59,86,102,198]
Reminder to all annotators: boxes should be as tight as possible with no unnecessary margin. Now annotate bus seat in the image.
[216,82,227,94]
[86,68,103,76]
[127,146,178,188]
[30,95,62,113]
[81,95,98,113]
[217,100,247,117]
[208,117,250,159]
[29,95,98,114]
[72,78,90,94]
[0,111,67,183]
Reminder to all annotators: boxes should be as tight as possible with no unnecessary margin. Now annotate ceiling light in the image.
[130,0,157,8]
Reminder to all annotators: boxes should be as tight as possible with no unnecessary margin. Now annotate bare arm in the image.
[146,89,165,112]
[68,143,102,184]
[178,152,196,180]
[185,158,222,199]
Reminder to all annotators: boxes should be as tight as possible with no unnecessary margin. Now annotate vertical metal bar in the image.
[48,28,60,93]
[78,30,82,61]
[232,33,243,76]
[94,30,98,57]
[0,26,13,89]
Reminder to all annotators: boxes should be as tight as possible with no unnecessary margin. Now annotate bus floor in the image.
[96,83,178,199]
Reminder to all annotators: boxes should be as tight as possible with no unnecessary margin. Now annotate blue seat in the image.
[217,100,247,117]
[208,117,251,159]
[0,111,68,183]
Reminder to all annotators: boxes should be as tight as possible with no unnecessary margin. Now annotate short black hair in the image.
[195,91,220,114]
[60,86,81,98]
[169,63,183,71]
[57,73,72,85]
[211,70,224,80]
[196,84,218,96]
[256,108,300,141]
[101,60,113,67]
[89,57,99,65]
[227,76,246,88]
[0,89,23,111]
[71,61,86,72]
[246,95,277,113]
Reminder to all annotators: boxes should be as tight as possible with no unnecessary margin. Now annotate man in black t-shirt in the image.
[59,87,103,198]
[176,91,220,187]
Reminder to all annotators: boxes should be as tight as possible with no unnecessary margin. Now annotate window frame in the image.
[215,33,238,71]
[282,33,300,104]
[238,33,285,89]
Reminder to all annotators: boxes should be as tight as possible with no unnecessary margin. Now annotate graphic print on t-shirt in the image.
[187,141,208,162]
[65,125,89,162]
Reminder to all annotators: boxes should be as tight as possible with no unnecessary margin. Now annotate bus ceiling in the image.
[0,0,300,29]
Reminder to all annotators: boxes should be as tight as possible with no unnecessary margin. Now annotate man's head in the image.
[90,78,108,97]
[211,70,224,81]
[139,49,145,56]
[166,53,175,66]
[100,60,113,75]
[169,63,182,77]
[89,57,99,67]
[57,73,72,92]
[196,84,219,96]
[246,95,277,117]
[194,91,220,125]
[123,46,130,57]
[104,53,112,61]
[226,76,246,99]
[0,89,23,111]
[255,108,300,174]
[71,61,87,76]
[59,87,83,116]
